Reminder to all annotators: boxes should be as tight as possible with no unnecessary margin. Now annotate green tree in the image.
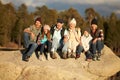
[12,4,33,47]
[34,5,58,26]
[0,2,17,46]
[58,7,85,29]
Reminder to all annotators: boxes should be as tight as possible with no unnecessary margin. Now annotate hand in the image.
[30,32,35,40]
[93,38,97,44]
[63,35,68,43]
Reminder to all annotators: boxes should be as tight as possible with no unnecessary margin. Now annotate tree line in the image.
[0,1,120,55]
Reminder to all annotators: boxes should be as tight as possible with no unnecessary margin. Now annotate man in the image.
[90,18,104,61]
[50,19,68,59]
[23,17,42,62]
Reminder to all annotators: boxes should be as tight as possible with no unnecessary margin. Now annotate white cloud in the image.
[1,0,120,7]
[115,10,120,14]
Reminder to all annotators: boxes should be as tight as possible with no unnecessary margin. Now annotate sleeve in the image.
[64,29,68,36]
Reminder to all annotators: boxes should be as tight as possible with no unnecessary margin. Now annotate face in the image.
[44,29,48,34]
[57,22,63,30]
[35,21,41,28]
[91,24,97,30]
[84,31,89,36]
[69,23,75,29]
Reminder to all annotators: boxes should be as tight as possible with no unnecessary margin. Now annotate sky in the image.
[1,0,120,17]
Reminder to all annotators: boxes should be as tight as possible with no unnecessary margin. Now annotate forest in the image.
[0,1,120,56]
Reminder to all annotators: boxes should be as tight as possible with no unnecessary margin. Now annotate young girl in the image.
[76,28,93,61]
[37,25,51,60]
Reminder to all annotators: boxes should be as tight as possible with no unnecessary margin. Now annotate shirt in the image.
[52,27,68,42]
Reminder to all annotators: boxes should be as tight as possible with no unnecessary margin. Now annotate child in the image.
[76,28,93,61]
[37,25,51,60]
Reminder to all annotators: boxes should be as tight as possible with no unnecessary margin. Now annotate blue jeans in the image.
[23,32,38,57]
[76,45,84,54]
[91,40,104,54]
[37,41,52,53]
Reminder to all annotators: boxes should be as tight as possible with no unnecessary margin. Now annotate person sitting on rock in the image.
[36,25,52,61]
[75,28,93,61]
[90,18,104,61]
[50,19,68,59]
[23,17,42,62]
[67,18,81,58]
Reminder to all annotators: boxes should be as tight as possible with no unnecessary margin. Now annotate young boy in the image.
[76,28,93,61]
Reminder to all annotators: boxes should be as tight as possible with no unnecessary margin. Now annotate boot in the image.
[51,52,57,59]
[23,55,30,62]
[92,54,97,61]
[62,52,67,59]
[75,54,80,59]
[47,53,51,60]
[96,53,101,61]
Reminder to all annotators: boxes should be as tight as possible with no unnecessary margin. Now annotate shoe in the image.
[92,54,97,61]
[23,55,30,62]
[71,53,76,58]
[96,53,101,61]
[75,54,80,59]
[39,53,44,61]
[47,53,51,60]
[51,52,57,59]
[62,52,67,59]
[67,52,72,58]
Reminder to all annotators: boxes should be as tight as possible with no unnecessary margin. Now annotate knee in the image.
[33,43,38,48]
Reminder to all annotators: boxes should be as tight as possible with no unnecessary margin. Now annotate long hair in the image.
[41,30,51,41]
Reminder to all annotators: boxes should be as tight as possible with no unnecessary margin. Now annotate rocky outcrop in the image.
[0,45,120,80]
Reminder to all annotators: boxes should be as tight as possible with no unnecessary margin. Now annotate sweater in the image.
[81,34,92,51]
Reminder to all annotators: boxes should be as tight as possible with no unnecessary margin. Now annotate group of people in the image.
[23,17,104,62]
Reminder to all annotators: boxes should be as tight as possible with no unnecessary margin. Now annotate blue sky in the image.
[1,0,120,17]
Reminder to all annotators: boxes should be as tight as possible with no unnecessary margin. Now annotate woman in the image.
[67,18,81,58]
[37,25,51,60]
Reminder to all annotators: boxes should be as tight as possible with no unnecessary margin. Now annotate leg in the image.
[90,42,97,61]
[96,40,104,60]
[39,44,45,54]
[62,41,69,59]
[51,38,59,59]
[23,32,30,48]
[75,45,84,59]
[45,41,52,60]
[26,42,38,57]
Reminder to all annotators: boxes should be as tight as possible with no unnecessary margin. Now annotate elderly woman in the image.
[67,18,81,58]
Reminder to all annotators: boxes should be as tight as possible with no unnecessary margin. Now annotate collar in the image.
[54,26,62,31]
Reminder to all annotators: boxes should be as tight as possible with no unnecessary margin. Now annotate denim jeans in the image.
[23,32,38,57]
[91,40,104,54]
[76,45,84,54]
[37,41,52,53]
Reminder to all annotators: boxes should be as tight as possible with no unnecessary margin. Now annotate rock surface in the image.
[0,45,120,80]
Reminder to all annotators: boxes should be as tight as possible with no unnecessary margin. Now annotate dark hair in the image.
[57,19,64,24]
[35,17,42,24]
[91,18,97,25]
